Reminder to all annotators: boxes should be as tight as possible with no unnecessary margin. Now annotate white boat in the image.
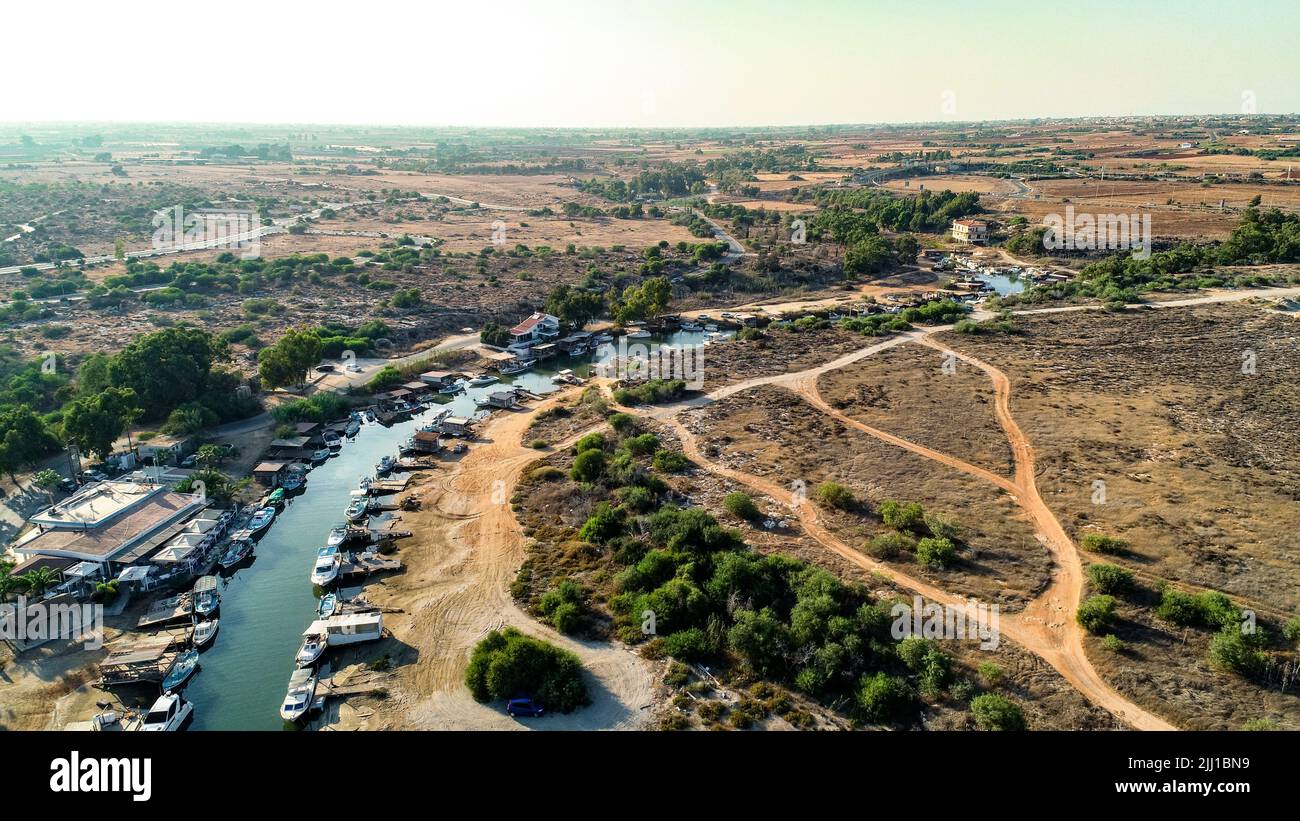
[248,507,276,533]
[377,455,396,474]
[680,322,703,331]
[594,333,614,344]
[704,323,719,332]
[438,382,463,395]
[626,329,651,339]
[344,419,360,437]
[326,525,349,547]
[467,374,498,387]
[140,693,193,731]
[345,498,368,523]
[311,448,330,463]
[311,546,341,586]
[357,475,373,492]
[499,359,534,375]
[280,668,318,722]
[192,618,219,648]
[295,632,326,668]
[303,612,384,648]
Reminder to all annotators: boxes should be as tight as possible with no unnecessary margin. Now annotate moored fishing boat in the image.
[311,448,330,463]
[267,488,285,506]
[345,497,369,523]
[295,632,326,668]
[192,618,219,649]
[140,693,193,731]
[325,525,349,547]
[162,649,199,692]
[280,668,318,722]
[248,507,276,534]
[217,538,254,570]
[311,546,341,586]
[281,471,304,492]
[192,576,219,617]
[376,455,396,474]
[318,592,339,618]
[467,373,498,387]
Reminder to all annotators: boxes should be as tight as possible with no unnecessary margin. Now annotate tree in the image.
[856,672,916,723]
[970,693,1026,731]
[0,404,60,484]
[614,276,672,324]
[463,627,591,713]
[571,449,605,482]
[843,235,896,276]
[62,387,141,459]
[18,566,59,597]
[107,327,227,419]
[258,327,323,389]
[195,444,224,469]
[544,284,605,327]
[727,607,791,678]
[33,469,62,506]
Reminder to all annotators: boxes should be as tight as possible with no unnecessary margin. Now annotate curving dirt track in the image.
[622,325,1178,730]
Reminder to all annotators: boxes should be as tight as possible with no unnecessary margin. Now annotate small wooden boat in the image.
[162,650,199,692]
[217,538,254,570]
[192,618,219,648]
[295,632,326,668]
[318,593,339,618]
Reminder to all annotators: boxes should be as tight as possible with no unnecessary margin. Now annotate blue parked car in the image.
[506,698,544,718]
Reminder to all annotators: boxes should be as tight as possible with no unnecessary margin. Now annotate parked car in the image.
[315,364,335,373]
[506,698,544,718]
[58,477,77,492]
[345,364,362,373]
[181,454,198,468]
[81,470,108,483]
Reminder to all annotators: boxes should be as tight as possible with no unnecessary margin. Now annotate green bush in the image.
[1076,595,1117,634]
[915,536,958,568]
[608,412,637,433]
[652,449,690,473]
[856,672,916,724]
[1086,563,1135,595]
[574,432,605,453]
[924,514,960,540]
[663,628,716,661]
[571,449,605,482]
[1080,533,1129,555]
[723,492,761,521]
[464,627,591,712]
[864,532,915,559]
[879,500,925,531]
[578,502,625,543]
[1156,588,1241,630]
[970,693,1026,731]
[814,481,856,510]
[623,432,660,456]
[1207,625,1269,678]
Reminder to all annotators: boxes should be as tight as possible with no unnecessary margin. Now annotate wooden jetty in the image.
[138,592,194,628]
[339,552,403,580]
[99,629,192,686]
[367,477,410,495]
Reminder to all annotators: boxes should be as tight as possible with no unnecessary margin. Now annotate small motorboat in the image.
[192,576,219,617]
[192,618,219,649]
[467,374,498,387]
[704,323,719,332]
[311,448,330,463]
[626,329,651,339]
[318,592,339,618]
[498,359,534,375]
[217,538,254,570]
[364,410,376,423]
[377,455,396,474]
[344,418,361,437]
[248,507,276,533]
[162,649,199,692]
[311,546,341,586]
[296,632,326,668]
[357,475,373,492]
[325,435,342,451]
[345,498,369,523]
[281,472,304,492]
[280,668,318,722]
[438,382,464,395]
[680,321,703,332]
[140,693,193,731]
[266,488,286,507]
[325,525,350,548]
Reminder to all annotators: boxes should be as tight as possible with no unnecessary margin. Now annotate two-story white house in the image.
[507,312,561,354]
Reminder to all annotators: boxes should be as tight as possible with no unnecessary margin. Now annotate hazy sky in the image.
[7,0,1296,127]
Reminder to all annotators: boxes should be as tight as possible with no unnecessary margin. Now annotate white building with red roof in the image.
[508,312,561,353]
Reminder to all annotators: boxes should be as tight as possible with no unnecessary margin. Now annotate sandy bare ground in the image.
[356,401,660,730]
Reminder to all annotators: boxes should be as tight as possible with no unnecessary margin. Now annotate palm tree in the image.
[18,567,59,598]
